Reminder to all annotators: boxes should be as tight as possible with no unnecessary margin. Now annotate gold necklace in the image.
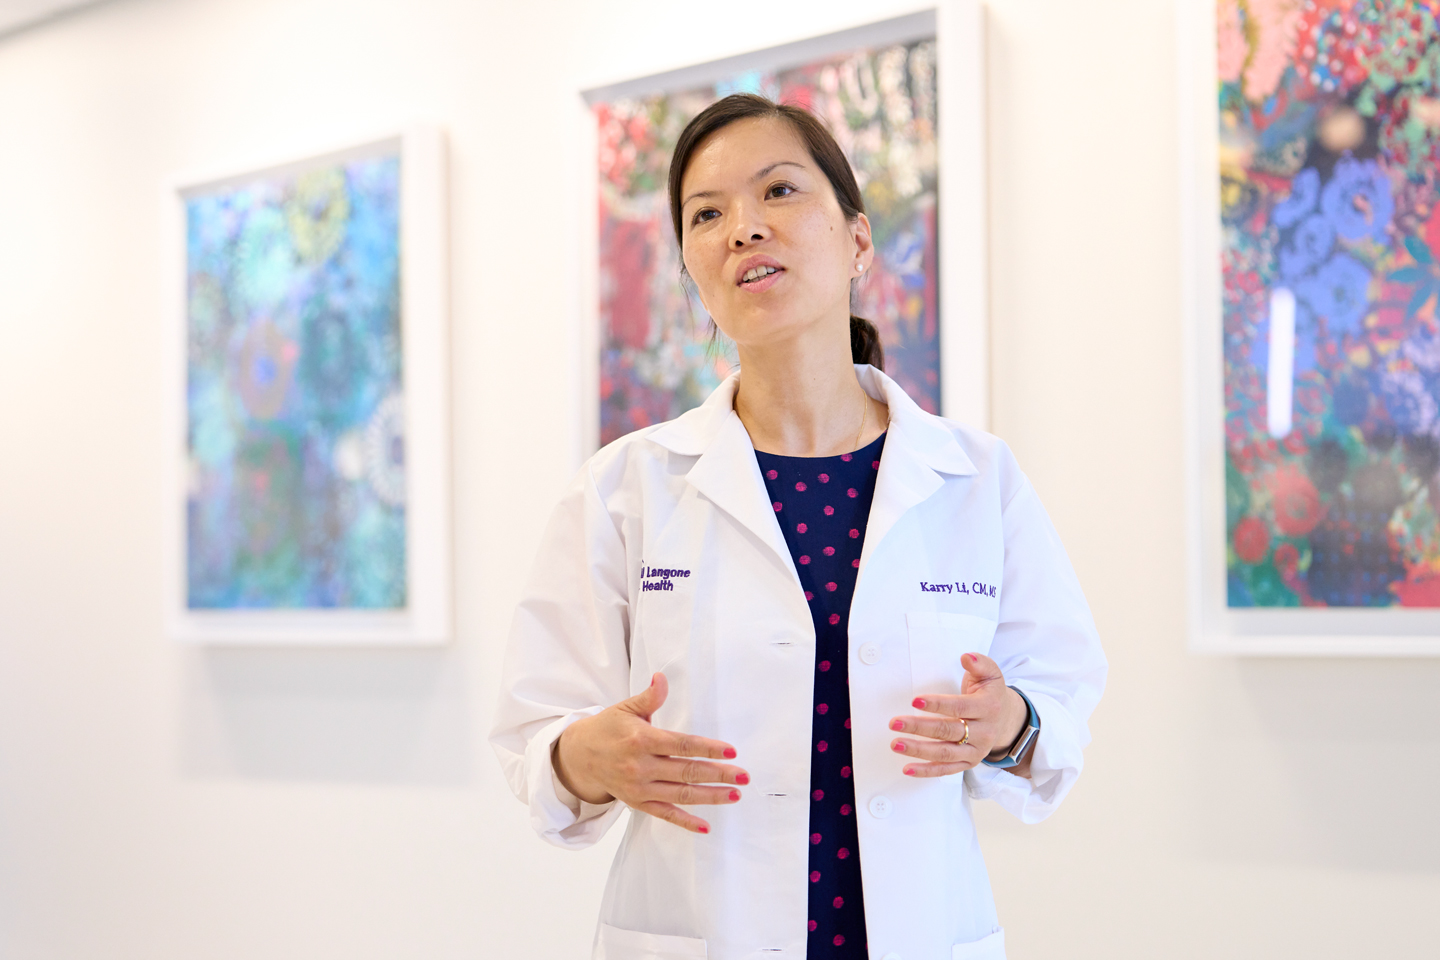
[853,387,867,452]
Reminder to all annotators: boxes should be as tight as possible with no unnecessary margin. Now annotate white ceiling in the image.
[0,0,106,37]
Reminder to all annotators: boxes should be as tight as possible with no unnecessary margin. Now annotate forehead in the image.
[680,116,811,194]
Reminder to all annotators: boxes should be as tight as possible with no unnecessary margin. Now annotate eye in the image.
[766,181,796,199]
[690,207,719,226]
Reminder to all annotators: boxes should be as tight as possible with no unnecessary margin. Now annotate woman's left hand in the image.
[887,652,1032,779]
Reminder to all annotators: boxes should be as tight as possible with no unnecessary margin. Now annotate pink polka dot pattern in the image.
[773,502,783,512]
[755,432,885,957]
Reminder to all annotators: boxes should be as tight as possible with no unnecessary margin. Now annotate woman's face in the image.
[679,117,872,352]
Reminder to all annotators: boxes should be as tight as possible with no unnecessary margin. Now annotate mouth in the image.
[737,265,784,293]
[734,255,786,292]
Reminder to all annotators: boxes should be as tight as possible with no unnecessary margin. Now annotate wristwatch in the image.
[982,686,1039,769]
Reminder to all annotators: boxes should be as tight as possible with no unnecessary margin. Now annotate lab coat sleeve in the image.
[964,472,1107,823]
[489,463,634,849]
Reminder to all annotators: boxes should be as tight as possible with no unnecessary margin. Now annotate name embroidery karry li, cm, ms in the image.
[920,580,997,598]
[641,565,691,593]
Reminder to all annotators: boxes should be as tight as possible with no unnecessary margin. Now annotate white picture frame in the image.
[1178,1,1440,655]
[162,127,451,645]
[573,2,988,459]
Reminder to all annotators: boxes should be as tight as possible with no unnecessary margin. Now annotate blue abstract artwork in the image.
[184,151,407,609]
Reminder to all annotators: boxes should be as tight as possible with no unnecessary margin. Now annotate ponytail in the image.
[849,316,885,370]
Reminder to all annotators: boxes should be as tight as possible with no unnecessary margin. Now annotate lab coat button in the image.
[858,643,881,665]
[868,795,892,819]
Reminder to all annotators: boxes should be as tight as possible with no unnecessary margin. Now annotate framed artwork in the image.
[163,128,450,644]
[578,3,988,451]
[1181,0,1440,653]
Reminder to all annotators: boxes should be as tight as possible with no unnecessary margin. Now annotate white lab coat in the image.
[491,366,1106,960]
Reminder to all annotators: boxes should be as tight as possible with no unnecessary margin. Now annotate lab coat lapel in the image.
[857,365,979,575]
[649,374,797,578]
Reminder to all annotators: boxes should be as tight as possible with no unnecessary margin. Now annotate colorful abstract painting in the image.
[1218,0,1440,607]
[595,38,939,447]
[185,152,406,609]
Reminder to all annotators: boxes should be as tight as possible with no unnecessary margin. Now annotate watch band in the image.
[982,686,1039,770]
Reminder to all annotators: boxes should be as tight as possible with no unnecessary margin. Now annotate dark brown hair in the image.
[667,93,885,370]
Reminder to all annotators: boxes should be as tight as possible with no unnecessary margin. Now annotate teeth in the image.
[742,266,778,283]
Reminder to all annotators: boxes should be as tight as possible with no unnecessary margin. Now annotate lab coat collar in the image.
[646,365,977,574]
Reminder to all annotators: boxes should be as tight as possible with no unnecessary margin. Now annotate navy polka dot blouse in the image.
[755,432,885,957]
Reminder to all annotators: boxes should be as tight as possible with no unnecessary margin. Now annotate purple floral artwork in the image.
[1219,0,1440,607]
[593,39,939,447]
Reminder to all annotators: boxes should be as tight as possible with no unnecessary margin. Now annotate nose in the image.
[729,202,770,249]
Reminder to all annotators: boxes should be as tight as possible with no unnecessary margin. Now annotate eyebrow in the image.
[681,160,808,211]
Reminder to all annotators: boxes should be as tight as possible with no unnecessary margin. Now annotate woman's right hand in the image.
[553,672,748,834]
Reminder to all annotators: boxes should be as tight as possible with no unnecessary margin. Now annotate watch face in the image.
[1011,725,1038,760]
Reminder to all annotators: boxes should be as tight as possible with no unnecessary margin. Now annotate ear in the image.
[851,212,875,274]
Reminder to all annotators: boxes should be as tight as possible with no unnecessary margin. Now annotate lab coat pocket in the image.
[907,611,998,698]
[596,922,707,960]
[952,928,1006,959]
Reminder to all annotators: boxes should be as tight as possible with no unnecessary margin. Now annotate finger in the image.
[962,652,1005,685]
[619,672,668,722]
[634,800,712,834]
[901,760,974,778]
[651,727,739,761]
[645,782,743,806]
[652,757,751,786]
[891,714,984,743]
[890,737,983,764]
[902,694,989,721]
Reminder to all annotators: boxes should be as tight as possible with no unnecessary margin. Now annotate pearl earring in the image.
[856,263,865,272]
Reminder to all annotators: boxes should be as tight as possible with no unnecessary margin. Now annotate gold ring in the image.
[959,718,970,746]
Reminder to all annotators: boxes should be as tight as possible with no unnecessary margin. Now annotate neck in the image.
[732,326,887,457]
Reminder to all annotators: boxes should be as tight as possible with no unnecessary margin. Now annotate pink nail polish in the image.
[892,742,906,753]
[890,719,904,731]
[723,747,737,759]
[697,825,709,834]
[735,773,750,785]
[728,789,740,802]
[912,698,926,709]
[903,767,915,776]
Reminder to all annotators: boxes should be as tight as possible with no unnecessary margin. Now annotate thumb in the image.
[620,672,668,721]
[961,652,1004,687]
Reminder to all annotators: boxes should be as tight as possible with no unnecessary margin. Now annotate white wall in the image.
[0,0,1436,957]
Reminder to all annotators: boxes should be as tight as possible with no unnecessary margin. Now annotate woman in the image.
[492,94,1105,960]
